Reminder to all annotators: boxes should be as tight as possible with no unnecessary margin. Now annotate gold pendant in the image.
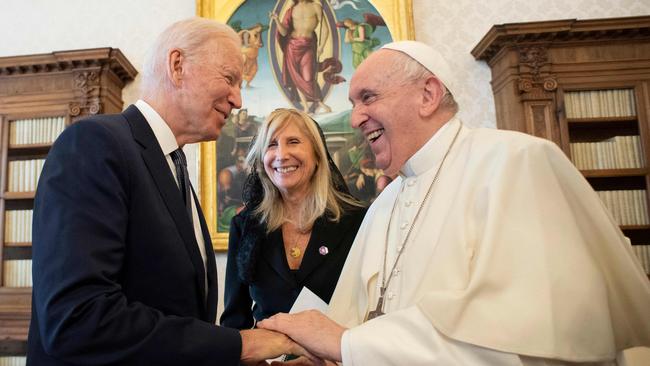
[290,246,301,258]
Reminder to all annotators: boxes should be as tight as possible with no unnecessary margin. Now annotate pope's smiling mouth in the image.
[367,128,384,143]
[215,108,228,119]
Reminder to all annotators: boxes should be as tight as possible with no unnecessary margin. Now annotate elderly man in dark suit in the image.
[27,17,311,366]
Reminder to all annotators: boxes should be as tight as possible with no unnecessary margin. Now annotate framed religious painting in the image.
[198,0,415,250]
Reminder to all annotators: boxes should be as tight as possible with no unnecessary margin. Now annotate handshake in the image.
[240,310,345,366]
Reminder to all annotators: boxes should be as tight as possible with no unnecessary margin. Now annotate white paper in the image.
[290,286,328,314]
[267,287,329,363]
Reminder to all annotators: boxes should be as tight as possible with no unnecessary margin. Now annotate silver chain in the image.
[377,124,462,313]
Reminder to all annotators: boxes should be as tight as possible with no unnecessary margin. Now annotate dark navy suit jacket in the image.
[27,106,241,365]
[220,207,366,329]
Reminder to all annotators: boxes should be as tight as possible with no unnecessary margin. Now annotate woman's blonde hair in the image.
[246,108,361,233]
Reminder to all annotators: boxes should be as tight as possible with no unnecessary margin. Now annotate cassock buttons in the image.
[407,179,416,187]
[405,201,412,207]
[388,292,396,300]
[400,222,408,230]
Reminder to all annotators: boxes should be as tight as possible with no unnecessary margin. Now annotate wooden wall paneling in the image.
[0,48,136,356]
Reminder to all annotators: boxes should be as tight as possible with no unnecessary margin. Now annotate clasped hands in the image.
[240,310,346,366]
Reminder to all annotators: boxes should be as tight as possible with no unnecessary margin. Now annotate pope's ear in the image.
[167,48,184,88]
[419,75,446,117]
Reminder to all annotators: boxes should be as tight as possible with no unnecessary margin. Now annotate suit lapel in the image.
[123,105,207,305]
[296,216,346,282]
[261,229,296,286]
[259,214,352,285]
[192,186,217,321]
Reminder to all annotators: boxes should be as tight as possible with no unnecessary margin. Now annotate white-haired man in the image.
[259,41,650,365]
[28,18,312,366]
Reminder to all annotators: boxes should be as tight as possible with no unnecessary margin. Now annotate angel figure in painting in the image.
[229,21,268,88]
[239,23,267,88]
[337,13,386,68]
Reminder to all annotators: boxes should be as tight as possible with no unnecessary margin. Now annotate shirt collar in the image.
[400,117,462,178]
[134,99,179,155]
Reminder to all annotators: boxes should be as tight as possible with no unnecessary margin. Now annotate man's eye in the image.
[362,93,376,104]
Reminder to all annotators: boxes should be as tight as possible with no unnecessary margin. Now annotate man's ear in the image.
[167,48,184,88]
[419,75,446,117]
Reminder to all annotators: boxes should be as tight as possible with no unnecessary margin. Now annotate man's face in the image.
[348,51,422,176]
[178,40,243,143]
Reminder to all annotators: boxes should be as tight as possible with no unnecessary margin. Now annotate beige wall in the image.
[414,0,650,128]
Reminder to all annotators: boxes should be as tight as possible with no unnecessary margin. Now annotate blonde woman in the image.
[221,108,366,329]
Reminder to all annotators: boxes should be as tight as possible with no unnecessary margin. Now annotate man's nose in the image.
[350,106,367,129]
[229,84,242,109]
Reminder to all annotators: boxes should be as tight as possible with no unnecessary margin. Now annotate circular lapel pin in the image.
[318,246,329,255]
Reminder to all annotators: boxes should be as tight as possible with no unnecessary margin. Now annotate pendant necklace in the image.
[366,124,462,321]
[290,246,302,258]
[286,226,310,259]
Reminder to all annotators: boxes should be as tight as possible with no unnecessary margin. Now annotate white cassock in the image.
[328,117,650,366]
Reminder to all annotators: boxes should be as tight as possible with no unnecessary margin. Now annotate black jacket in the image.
[220,206,366,329]
[27,106,241,365]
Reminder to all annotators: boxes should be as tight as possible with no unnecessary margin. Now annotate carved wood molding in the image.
[69,70,103,119]
[0,48,137,85]
[0,74,72,95]
[0,48,136,119]
[516,45,557,100]
[472,16,650,63]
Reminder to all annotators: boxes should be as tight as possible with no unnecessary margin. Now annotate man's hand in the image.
[240,329,321,366]
[257,310,345,362]
[270,356,338,366]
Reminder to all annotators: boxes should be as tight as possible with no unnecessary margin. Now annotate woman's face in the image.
[263,121,318,198]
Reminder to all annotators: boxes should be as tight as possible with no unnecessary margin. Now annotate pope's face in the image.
[348,51,422,176]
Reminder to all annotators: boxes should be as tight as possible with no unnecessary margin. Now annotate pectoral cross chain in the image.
[364,125,462,324]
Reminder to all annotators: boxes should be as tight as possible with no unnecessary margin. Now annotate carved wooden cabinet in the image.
[472,16,650,269]
[0,48,136,359]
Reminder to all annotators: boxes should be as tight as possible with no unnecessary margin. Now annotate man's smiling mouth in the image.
[367,128,384,143]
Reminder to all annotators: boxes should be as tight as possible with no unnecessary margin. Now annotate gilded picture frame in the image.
[197,0,415,250]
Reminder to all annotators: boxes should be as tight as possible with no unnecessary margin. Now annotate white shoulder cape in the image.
[328,119,650,361]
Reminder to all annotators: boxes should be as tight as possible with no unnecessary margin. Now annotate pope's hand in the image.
[270,356,337,366]
[257,310,345,362]
[240,329,321,366]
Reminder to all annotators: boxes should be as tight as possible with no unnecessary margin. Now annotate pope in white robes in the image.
[258,41,650,366]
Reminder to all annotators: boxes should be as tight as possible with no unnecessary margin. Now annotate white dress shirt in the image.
[134,100,208,277]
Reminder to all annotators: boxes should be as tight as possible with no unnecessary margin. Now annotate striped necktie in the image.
[170,148,193,225]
